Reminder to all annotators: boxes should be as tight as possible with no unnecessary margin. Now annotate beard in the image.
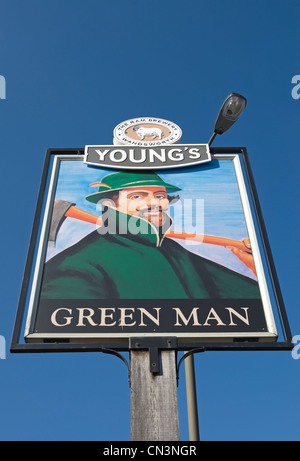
[136,206,166,227]
[136,206,173,233]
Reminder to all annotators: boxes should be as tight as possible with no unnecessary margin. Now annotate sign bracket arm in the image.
[176,347,206,387]
[99,348,130,385]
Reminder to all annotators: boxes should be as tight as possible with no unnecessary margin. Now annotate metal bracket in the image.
[100,348,130,385]
[176,347,206,386]
[129,337,177,374]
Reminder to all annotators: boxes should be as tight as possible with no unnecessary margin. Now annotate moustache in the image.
[137,206,163,214]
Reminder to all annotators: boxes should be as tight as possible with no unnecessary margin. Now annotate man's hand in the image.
[226,238,256,276]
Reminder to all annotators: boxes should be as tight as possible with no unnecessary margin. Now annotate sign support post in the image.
[130,349,180,441]
[129,337,180,441]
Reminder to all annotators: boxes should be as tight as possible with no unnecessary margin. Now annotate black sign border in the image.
[10,147,293,353]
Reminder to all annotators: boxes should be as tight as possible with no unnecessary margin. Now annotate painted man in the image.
[40,170,260,299]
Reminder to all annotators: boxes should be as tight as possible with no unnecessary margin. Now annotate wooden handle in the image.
[65,205,252,253]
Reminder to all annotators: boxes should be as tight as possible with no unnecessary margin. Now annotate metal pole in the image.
[208,131,217,146]
[184,353,200,441]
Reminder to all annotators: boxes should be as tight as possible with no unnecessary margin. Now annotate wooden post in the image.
[130,350,180,441]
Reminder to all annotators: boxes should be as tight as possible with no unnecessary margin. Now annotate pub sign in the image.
[11,118,292,351]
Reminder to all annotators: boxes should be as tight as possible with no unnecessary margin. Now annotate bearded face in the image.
[103,186,170,228]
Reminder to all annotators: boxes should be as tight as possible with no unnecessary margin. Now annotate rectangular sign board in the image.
[84,144,211,169]
[11,148,292,352]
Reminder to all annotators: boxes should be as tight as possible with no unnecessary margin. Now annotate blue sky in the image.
[1,0,300,441]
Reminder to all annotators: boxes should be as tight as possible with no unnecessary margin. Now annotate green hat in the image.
[86,170,181,204]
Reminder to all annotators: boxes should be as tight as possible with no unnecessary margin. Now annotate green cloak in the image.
[40,207,261,300]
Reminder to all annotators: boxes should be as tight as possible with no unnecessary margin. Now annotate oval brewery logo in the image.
[113,117,182,147]
[84,117,211,169]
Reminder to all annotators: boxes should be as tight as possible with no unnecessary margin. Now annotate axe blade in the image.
[48,200,75,247]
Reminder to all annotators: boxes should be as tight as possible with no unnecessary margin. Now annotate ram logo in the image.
[133,125,164,140]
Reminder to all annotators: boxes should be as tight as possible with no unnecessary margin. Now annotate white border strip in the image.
[24,156,68,337]
[231,154,277,336]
